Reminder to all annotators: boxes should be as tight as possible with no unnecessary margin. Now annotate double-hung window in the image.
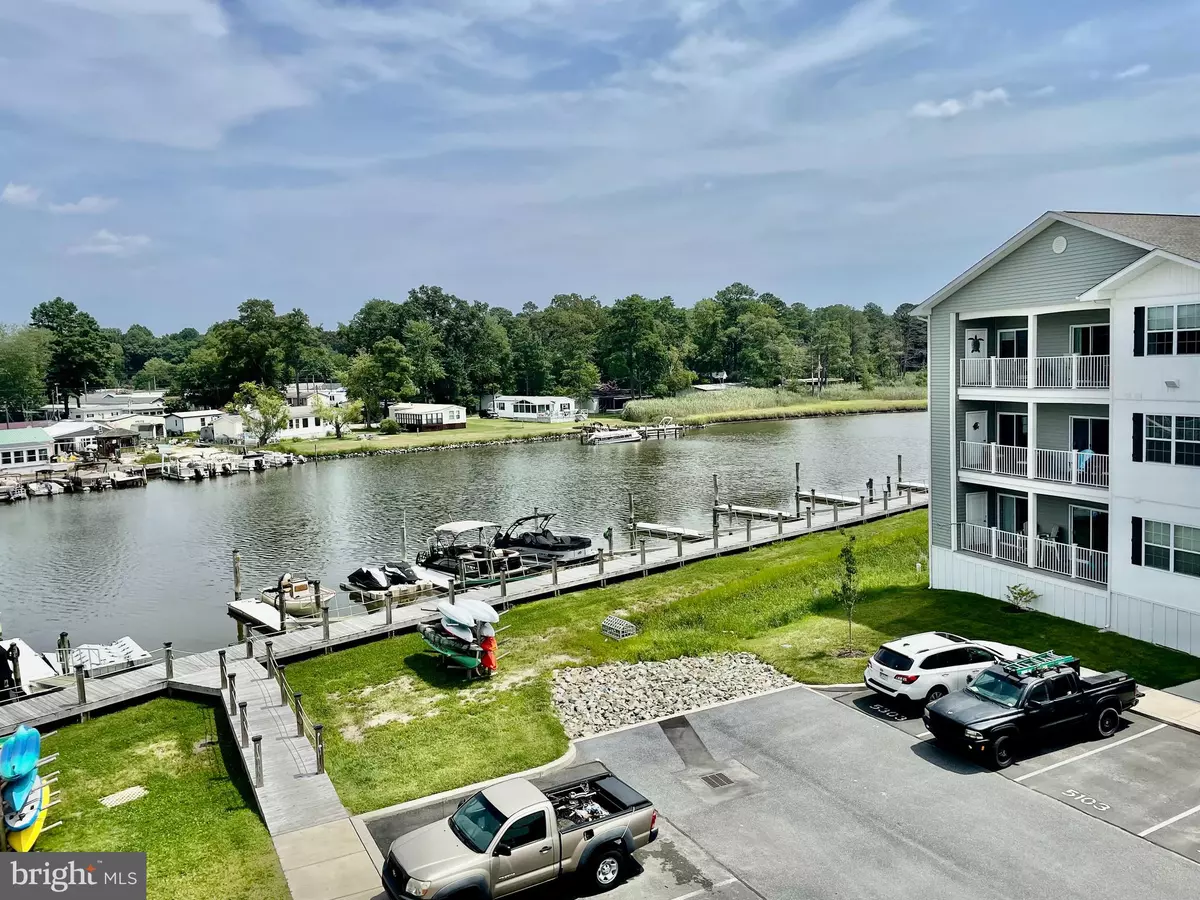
[1145,415,1173,463]
[1146,304,1200,355]
[1179,417,1200,467]
[1145,520,1200,577]
[1179,304,1200,355]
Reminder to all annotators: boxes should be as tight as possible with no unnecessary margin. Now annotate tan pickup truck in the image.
[382,763,659,899]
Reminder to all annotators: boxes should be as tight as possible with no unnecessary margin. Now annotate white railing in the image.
[961,355,1109,390]
[959,522,993,555]
[996,530,1028,566]
[1035,539,1109,585]
[960,358,992,387]
[960,441,993,472]
[995,358,1028,388]
[996,445,1028,477]
[1034,449,1109,488]
[957,523,1027,566]
[1035,355,1110,389]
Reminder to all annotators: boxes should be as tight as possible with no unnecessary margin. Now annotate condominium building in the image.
[915,212,1200,655]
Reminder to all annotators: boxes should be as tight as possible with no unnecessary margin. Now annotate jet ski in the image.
[347,561,419,592]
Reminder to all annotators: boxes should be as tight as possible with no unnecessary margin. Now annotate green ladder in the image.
[1002,651,1078,677]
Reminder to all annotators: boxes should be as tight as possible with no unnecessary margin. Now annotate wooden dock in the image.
[713,503,797,522]
[0,489,928,834]
[629,522,708,541]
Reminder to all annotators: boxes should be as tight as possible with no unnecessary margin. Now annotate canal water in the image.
[0,413,928,652]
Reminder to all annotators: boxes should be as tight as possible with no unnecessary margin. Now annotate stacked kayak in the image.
[1,724,56,852]
[418,599,501,674]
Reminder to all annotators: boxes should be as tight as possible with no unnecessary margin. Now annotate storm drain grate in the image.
[701,772,734,789]
[100,786,148,808]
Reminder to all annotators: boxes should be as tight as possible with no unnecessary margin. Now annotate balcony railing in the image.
[959,355,1109,390]
[1034,449,1110,488]
[957,523,1108,586]
[960,442,1109,489]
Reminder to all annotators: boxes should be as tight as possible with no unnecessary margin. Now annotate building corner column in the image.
[1027,312,1038,388]
[1027,491,1038,568]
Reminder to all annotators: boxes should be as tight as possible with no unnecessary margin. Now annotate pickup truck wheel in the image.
[989,733,1017,769]
[1094,705,1120,739]
[586,847,625,893]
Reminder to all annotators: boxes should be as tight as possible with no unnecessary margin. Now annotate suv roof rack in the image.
[1001,652,1079,677]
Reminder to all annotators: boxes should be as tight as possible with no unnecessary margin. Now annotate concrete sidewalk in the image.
[274,819,383,900]
[1142,682,1200,733]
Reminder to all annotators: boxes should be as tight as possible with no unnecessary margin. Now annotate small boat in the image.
[0,724,41,781]
[494,513,596,563]
[438,601,475,628]
[440,619,474,643]
[7,782,51,851]
[2,767,37,811]
[416,521,531,585]
[3,775,43,832]
[455,597,499,624]
[259,574,336,617]
[582,424,643,445]
[417,622,481,669]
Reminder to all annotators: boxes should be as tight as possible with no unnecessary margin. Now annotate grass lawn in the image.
[288,511,1200,814]
[275,417,581,456]
[621,383,927,424]
[38,698,287,900]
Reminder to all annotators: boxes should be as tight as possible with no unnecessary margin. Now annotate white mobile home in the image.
[165,410,223,436]
[486,395,576,422]
[390,403,467,432]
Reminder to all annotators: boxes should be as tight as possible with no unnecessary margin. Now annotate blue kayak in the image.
[2,768,37,812]
[0,725,41,781]
[3,775,43,831]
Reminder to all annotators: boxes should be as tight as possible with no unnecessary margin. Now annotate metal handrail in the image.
[270,661,325,773]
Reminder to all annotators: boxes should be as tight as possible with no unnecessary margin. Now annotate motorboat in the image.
[259,573,336,617]
[416,521,531,585]
[494,513,596,563]
[581,424,643,445]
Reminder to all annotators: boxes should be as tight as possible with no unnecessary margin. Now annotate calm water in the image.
[0,413,928,651]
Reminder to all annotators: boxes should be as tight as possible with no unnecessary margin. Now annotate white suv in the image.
[864,632,1030,704]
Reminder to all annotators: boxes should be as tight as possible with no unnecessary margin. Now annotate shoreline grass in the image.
[289,510,1200,814]
[39,698,286,900]
[621,383,926,424]
[671,397,926,426]
[274,417,582,457]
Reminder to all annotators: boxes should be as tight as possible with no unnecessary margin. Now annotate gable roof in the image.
[0,428,50,447]
[914,210,1200,315]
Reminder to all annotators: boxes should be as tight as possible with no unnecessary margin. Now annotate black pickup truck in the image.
[923,652,1141,769]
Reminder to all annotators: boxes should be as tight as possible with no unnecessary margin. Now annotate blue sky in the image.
[1,0,1199,332]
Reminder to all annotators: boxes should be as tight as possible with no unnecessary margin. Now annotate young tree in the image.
[30,297,112,415]
[836,532,861,653]
[230,382,289,446]
[311,396,362,439]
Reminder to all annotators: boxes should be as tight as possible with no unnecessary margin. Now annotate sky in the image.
[1,0,1199,333]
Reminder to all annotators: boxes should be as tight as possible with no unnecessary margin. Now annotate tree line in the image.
[0,284,927,420]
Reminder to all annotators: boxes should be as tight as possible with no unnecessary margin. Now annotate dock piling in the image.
[74,663,86,707]
[400,512,407,563]
[238,701,248,747]
[227,672,237,716]
[898,454,903,483]
[860,496,866,518]
[794,463,801,517]
[384,595,393,628]
[810,488,816,509]
[233,549,242,602]
[218,649,227,689]
[265,641,275,677]
[713,523,720,551]
[639,539,647,575]
[252,735,263,787]
[627,491,636,549]
[883,491,890,511]
[777,512,784,537]
[907,487,913,506]
[867,478,874,503]
[805,508,812,529]
[236,620,245,643]
[833,504,839,524]
[551,559,559,590]
[598,552,605,586]
[294,693,304,737]
[163,642,173,680]
[245,637,254,658]
[886,475,892,494]
[278,577,287,634]
[745,519,752,543]
[676,534,684,559]
[320,594,330,643]
[315,724,325,774]
[499,568,508,597]
[712,473,719,505]
[448,581,456,605]
[57,632,70,675]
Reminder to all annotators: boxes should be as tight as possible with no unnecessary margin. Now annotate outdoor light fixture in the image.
[1165,379,1181,389]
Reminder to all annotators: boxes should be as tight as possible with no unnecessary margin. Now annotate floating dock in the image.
[629,522,708,541]
[226,598,308,633]
[713,504,797,522]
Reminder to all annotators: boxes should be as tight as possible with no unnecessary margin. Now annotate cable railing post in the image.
[676,534,684,559]
[315,724,325,774]
[745,518,752,543]
[163,641,173,680]
[278,665,288,706]
[265,640,275,678]
[245,636,254,659]
[227,672,237,716]
[218,649,227,689]
[252,735,263,788]
[321,597,331,643]
[806,507,812,529]
[294,692,304,737]
[640,539,647,575]
[238,701,249,748]
[74,663,87,706]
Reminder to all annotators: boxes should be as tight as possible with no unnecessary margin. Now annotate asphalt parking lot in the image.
[576,686,1200,899]
[833,685,1200,859]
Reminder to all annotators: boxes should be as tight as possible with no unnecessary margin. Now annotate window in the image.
[998,328,1029,358]
[1026,684,1049,705]
[1179,304,1200,355]
[501,811,547,848]
[1145,415,1172,463]
[1176,525,1200,577]
[0,452,9,465]
[302,418,309,428]
[1179,417,1200,467]
[1046,676,1074,701]
[1072,324,1110,356]
[38,449,48,461]
[497,402,505,411]
[514,401,535,414]
[314,417,321,426]
[921,651,952,670]
[1144,520,1172,571]
[1147,306,1175,355]
[965,647,997,664]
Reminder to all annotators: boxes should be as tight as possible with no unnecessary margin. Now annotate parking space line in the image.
[1138,802,1200,838]
[1013,724,1167,783]
[670,877,739,900]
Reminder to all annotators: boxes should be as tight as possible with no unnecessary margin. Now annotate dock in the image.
[713,504,797,522]
[629,522,708,541]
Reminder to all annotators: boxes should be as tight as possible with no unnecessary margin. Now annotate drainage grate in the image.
[701,772,734,789]
[100,786,148,808]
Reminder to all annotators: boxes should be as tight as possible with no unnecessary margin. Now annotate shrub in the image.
[1005,583,1039,612]
[378,418,400,435]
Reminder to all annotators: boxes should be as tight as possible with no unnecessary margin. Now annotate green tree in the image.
[230,382,289,446]
[340,352,388,426]
[403,320,445,401]
[372,336,417,413]
[688,298,726,378]
[506,307,551,395]
[120,324,160,377]
[30,297,112,415]
[597,295,671,397]
[837,532,860,651]
[311,396,362,439]
[133,357,178,392]
[0,325,52,418]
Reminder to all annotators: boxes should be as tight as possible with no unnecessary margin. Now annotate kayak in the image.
[3,775,43,831]
[2,768,37,812]
[7,782,51,852]
[456,597,499,624]
[440,619,474,644]
[0,725,40,781]
[417,624,482,669]
[437,601,475,628]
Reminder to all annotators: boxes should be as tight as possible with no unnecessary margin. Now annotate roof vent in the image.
[1052,236,1068,254]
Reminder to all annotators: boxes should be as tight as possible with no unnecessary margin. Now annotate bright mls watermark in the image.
[5,854,146,898]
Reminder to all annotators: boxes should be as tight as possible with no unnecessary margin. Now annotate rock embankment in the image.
[552,653,794,738]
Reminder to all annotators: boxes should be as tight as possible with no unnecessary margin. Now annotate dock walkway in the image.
[0,490,927,836]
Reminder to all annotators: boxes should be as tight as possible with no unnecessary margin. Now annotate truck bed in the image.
[543,763,652,833]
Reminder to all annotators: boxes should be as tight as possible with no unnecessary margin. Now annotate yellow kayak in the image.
[8,783,51,852]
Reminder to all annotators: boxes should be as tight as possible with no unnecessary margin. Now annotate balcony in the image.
[959,355,1109,390]
[959,442,1109,489]
[957,523,1109,586]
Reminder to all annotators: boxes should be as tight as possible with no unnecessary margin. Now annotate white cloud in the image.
[911,87,1009,118]
[68,229,151,257]
[1114,63,1149,80]
[48,195,117,215]
[1,183,41,207]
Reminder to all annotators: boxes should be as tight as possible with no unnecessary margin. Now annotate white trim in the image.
[1078,248,1200,301]
[957,469,1109,500]
[949,313,960,551]
[960,300,1112,319]
[957,388,1110,404]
